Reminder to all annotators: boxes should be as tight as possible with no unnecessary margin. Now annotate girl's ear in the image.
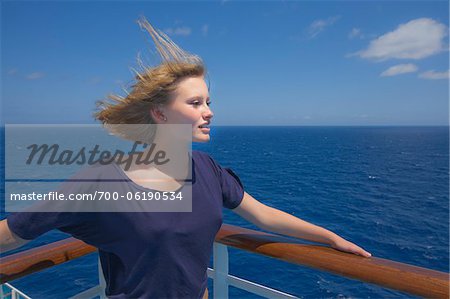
[150,107,167,124]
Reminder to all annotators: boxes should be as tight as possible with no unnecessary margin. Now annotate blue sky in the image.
[2,1,449,125]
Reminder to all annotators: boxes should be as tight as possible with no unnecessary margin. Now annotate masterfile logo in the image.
[5,124,193,213]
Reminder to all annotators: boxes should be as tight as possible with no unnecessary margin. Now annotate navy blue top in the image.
[7,151,245,298]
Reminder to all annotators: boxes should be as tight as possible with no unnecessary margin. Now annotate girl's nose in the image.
[203,106,214,120]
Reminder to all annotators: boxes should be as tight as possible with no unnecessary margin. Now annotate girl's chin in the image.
[193,136,210,143]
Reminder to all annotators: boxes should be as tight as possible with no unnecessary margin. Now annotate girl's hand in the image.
[330,237,372,257]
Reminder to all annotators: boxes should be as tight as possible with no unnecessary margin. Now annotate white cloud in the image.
[380,63,418,77]
[26,72,45,80]
[307,16,340,38]
[418,69,449,79]
[164,26,192,36]
[348,28,363,39]
[201,24,209,37]
[356,18,447,61]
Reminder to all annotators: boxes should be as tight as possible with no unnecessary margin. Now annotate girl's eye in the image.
[190,101,211,106]
[191,101,211,106]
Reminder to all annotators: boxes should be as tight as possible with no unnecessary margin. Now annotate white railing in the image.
[208,243,298,299]
[0,283,31,299]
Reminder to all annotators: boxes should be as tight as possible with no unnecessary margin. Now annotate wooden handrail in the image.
[0,238,96,283]
[1,224,448,298]
[216,224,449,298]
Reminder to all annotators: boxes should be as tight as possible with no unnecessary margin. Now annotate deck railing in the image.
[1,224,449,298]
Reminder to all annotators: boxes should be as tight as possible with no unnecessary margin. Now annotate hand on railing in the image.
[330,236,372,257]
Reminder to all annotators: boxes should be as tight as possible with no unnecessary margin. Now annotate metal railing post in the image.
[213,243,229,299]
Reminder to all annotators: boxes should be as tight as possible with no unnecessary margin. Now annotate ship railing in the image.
[1,283,31,299]
[1,224,449,299]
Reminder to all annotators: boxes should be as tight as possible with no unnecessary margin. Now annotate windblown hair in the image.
[94,17,205,127]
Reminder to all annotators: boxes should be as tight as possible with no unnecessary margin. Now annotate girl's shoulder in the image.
[192,150,221,175]
[192,151,239,182]
[192,150,211,160]
[192,150,216,166]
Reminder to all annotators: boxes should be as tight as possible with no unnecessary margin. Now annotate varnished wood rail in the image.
[0,238,96,283]
[216,224,449,298]
[1,224,448,298]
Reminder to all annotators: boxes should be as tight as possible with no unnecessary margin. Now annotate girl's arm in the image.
[0,219,30,253]
[232,192,371,257]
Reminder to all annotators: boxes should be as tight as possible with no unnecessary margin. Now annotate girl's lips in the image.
[199,127,210,133]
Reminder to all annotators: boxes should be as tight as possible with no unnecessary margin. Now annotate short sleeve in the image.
[220,167,245,209]
[7,211,87,240]
[7,212,49,240]
[204,154,244,209]
[7,167,96,240]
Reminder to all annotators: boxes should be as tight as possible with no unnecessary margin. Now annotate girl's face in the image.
[161,76,213,143]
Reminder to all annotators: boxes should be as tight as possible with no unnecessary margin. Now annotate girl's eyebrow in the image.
[187,96,210,101]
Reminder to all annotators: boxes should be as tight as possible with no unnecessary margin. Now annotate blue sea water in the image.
[1,126,448,298]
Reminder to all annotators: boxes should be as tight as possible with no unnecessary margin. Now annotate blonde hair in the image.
[94,17,205,127]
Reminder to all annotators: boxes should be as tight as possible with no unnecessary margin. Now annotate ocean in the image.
[1,126,449,298]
